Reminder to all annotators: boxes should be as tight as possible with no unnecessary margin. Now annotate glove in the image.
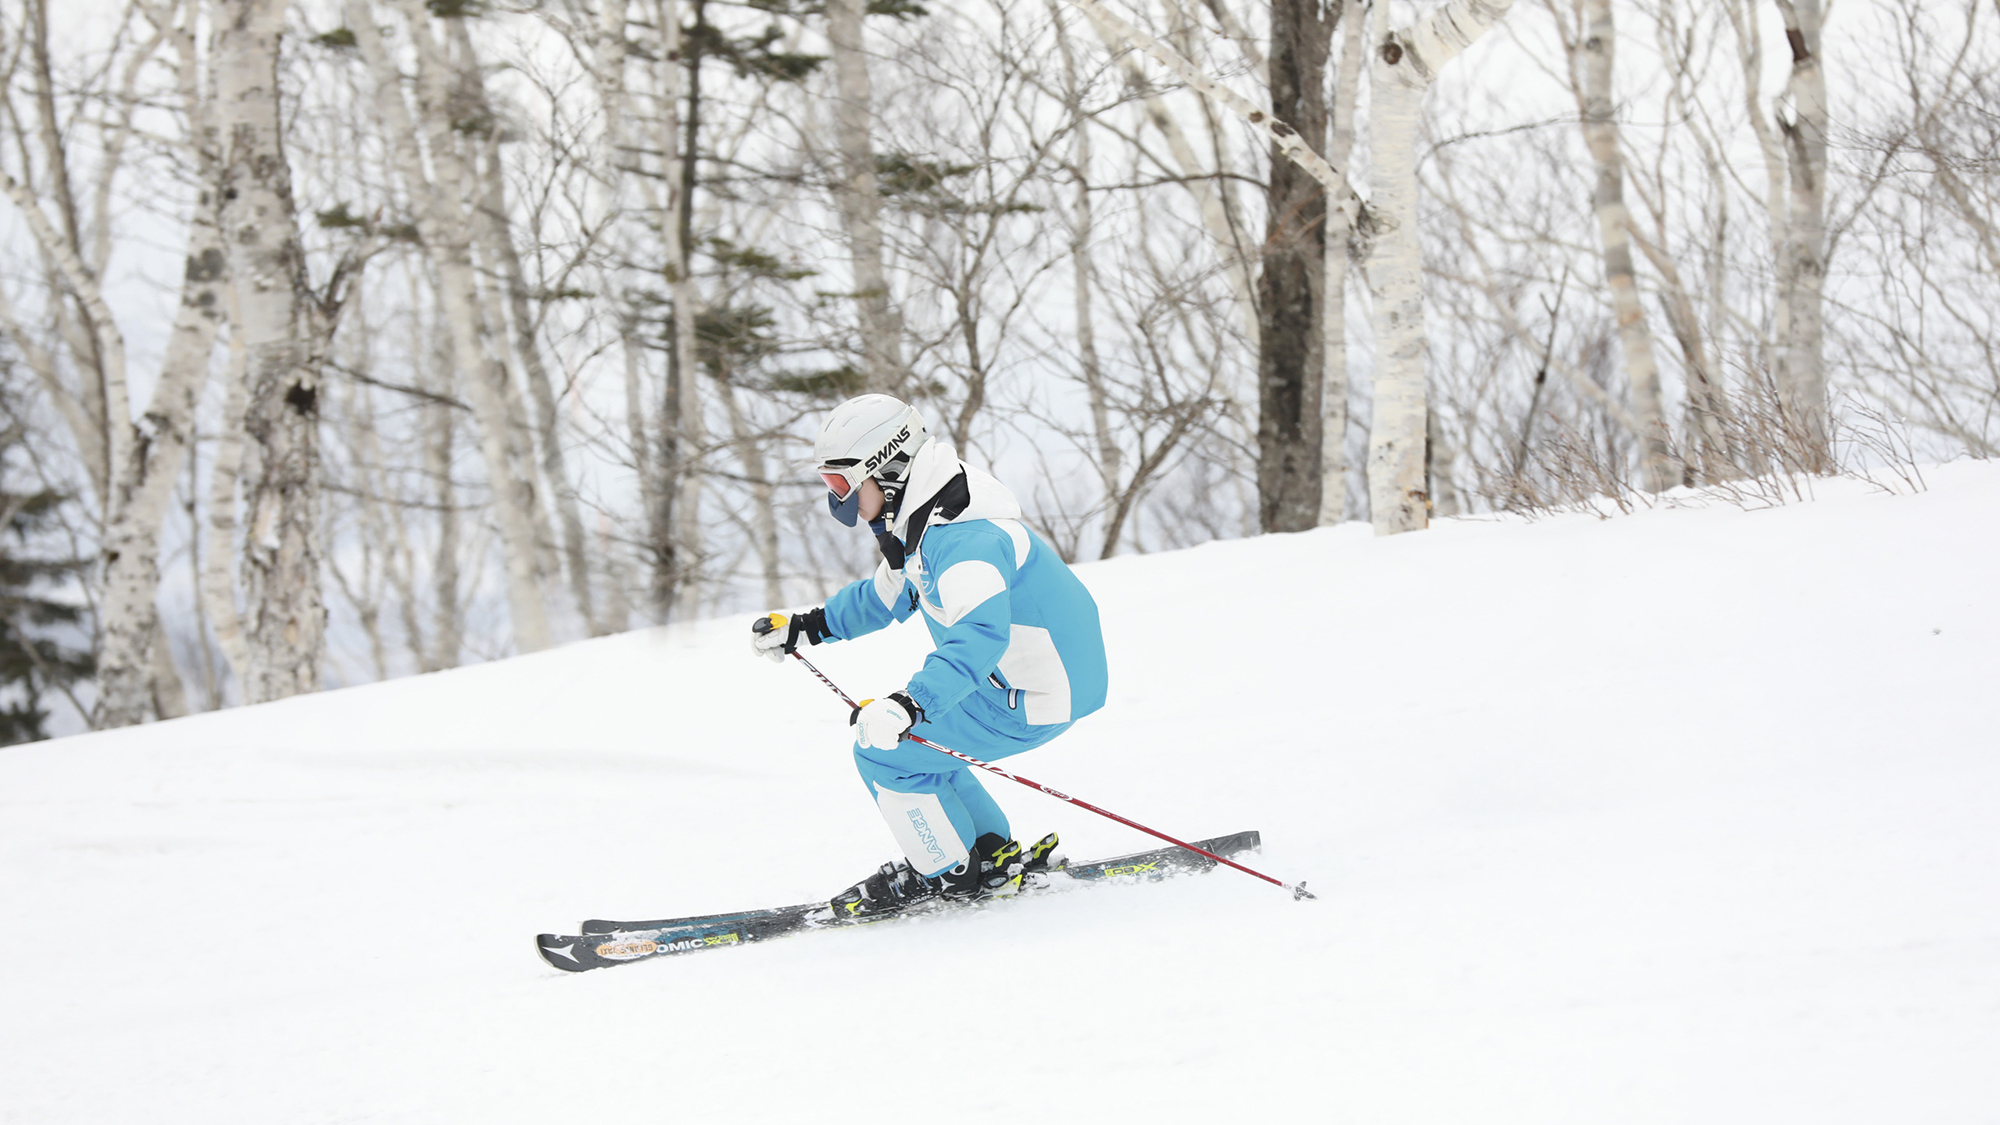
[750,608,831,662]
[851,691,924,750]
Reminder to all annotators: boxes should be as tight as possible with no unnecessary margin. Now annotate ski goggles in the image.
[818,459,867,526]
[817,459,865,500]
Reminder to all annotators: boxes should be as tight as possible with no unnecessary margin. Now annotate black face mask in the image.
[871,470,970,572]
[866,479,909,568]
[869,518,906,570]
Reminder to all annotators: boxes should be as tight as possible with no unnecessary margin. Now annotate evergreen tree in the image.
[1,416,93,745]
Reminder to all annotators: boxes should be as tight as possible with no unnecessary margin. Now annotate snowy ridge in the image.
[3,464,1997,1123]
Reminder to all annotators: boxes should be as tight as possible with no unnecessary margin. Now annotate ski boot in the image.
[825,859,939,923]
[823,832,1062,923]
[935,833,1034,901]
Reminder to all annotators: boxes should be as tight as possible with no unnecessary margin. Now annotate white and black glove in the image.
[750,608,832,663]
[851,691,924,750]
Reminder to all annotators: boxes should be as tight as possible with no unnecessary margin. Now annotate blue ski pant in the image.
[854,699,1071,878]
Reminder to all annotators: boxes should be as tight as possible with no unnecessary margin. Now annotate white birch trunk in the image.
[582,0,664,610]
[93,188,224,725]
[149,628,189,720]
[62,0,213,724]
[1048,0,1124,515]
[423,312,464,671]
[1365,45,1429,533]
[1723,0,1793,408]
[1775,0,1830,468]
[472,197,565,601]
[826,0,906,393]
[202,325,252,692]
[1650,31,1736,483]
[216,0,325,703]
[348,0,552,652]
[1577,0,1676,492]
[1319,0,1365,527]
[1366,0,1517,535]
[1426,406,1461,516]
[476,153,601,633]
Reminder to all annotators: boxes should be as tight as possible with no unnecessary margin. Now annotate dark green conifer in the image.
[0,410,94,745]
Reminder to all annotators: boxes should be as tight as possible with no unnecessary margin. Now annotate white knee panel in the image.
[873,786,970,877]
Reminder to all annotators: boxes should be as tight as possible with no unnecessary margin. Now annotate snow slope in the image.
[4,464,1997,1124]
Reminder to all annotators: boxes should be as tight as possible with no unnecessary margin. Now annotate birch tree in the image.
[217,0,327,702]
[1366,0,1516,536]
[1319,0,1364,526]
[89,0,232,725]
[471,99,602,636]
[1774,0,1829,469]
[1634,0,1734,484]
[202,326,252,686]
[1062,0,1363,540]
[825,0,906,393]
[1557,0,1675,492]
[0,0,206,724]
[345,0,554,652]
[1047,0,1122,521]
[93,200,224,724]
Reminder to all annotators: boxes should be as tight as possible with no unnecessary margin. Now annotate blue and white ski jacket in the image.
[821,461,1107,733]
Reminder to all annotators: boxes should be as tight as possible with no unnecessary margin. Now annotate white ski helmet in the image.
[813,394,929,525]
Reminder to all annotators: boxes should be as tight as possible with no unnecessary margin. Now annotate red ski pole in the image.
[787,648,1315,901]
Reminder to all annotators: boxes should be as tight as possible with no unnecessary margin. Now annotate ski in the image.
[536,830,1260,973]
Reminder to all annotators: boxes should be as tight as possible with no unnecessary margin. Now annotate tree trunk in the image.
[1319,0,1365,527]
[1366,0,1518,535]
[1256,0,1332,535]
[216,0,325,703]
[424,315,464,671]
[349,0,553,652]
[1723,0,1793,455]
[1576,0,1676,492]
[474,103,599,639]
[93,188,224,725]
[661,0,705,621]
[202,325,252,694]
[1365,8,1428,535]
[1426,406,1461,517]
[825,0,906,393]
[1776,0,1830,469]
[1047,0,1124,547]
[584,0,660,627]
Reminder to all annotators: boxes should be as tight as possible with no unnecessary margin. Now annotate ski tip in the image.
[536,934,592,972]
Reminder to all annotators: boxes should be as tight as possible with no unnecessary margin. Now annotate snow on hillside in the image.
[4,463,1997,1124]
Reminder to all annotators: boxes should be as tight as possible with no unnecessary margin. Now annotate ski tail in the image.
[541,907,817,972]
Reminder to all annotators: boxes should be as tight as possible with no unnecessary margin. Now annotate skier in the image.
[751,394,1108,919]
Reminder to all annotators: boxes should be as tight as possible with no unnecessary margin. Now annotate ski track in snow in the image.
[4,463,1997,1123]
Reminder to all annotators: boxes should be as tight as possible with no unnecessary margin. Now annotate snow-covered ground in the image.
[4,463,1996,1123]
